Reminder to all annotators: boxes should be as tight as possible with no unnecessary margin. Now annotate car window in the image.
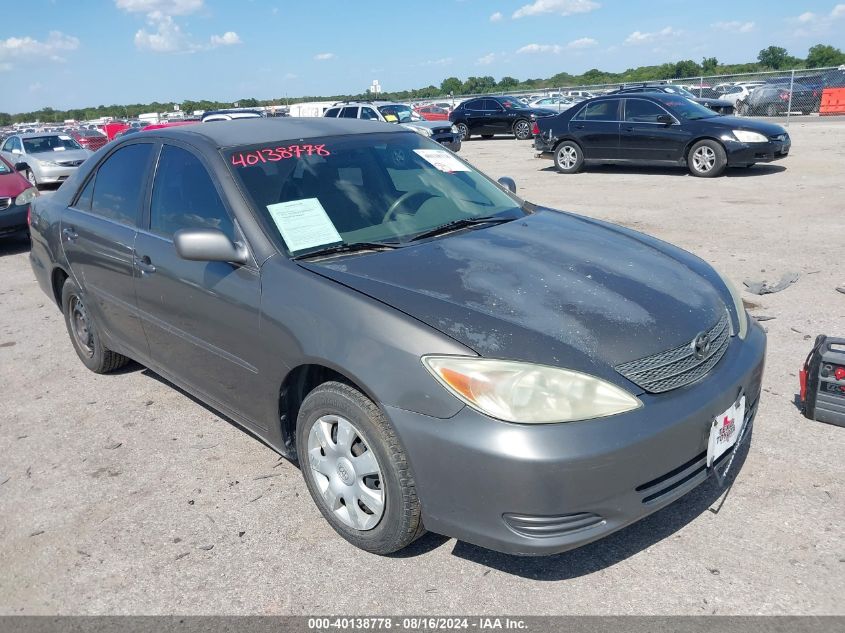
[74,175,96,211]
[465,99,483,111]
[625,99,668,123]
[482,100,504,112]
[340,107,359,119]
[360,107,379,121]
[150,145,235,240]
[0,158,10,175]
[22,135,82,154]
[581,100,619,121]
[324,108,340,118]
[90,143,154,225]
[1,138,14,152]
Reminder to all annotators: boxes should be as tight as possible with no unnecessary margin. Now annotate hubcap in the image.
[69,296,94,357]
[27,171,36,186]
[557,145,578,169]
[307,414,385,531]
[458,124,468,140]
[516,121,530,138]
[692,146,716,172]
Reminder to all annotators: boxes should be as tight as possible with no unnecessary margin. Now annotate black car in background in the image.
[534,93,790,178]
[609,84,735,115]
[449,96,556,141]
[739,82,817,116]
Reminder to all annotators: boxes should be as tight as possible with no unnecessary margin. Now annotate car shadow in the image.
[444,427,754,580]
[0,233,31,256]
[540,164,786,178]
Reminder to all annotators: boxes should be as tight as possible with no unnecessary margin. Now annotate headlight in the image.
[715,270,748,339]
[732,129,768,143]
[14,187,38,206]
[451,124,459,134]
[422,356,641,424]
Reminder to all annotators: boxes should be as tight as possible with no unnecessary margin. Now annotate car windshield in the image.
[378,105,423,123]
[500,99,527,110]
[226,132,524,255]
[22,135,83,154]
[657,97,718,120]
[662,85,697,99]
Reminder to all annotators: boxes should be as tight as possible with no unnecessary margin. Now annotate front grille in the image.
[770,133,788,142]
[615,314,730,393]
[0,197,11,211]
[503,512,605,538]
[432,127,451,135]
[57,159,84,167]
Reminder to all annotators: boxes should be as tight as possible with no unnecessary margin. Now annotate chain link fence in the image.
[413,66,845,123]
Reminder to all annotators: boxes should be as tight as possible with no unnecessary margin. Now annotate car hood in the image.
[695,97,733,107]
[28,148,91,163]
[0,170,30,197]
[403,120,453,131]
[525,107,558,117]
[299,210,727,387]
[708,115,787,136]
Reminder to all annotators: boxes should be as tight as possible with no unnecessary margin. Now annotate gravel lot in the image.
[1,118,843,615]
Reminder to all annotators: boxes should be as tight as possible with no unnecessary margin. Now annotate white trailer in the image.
[288,101,336,118]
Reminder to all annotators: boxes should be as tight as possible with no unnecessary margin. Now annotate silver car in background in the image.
[0,133,93,188]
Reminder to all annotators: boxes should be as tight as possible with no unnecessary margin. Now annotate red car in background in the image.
[69,128,109,152]
[0,155,38,237]
[414,105,450,121]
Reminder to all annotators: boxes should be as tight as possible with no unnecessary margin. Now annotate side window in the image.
[465,99,483,111]
[483,99,504,112]
[150,145,235,241]
[90,143,153,225]
[74,175,96,211]
[324,108,340,118]
[625,99,668,123]
[582,100,619,121]
[11,138,22,152]
[340,107,359,119]
[360,107,379,121]
[1,138,12,152]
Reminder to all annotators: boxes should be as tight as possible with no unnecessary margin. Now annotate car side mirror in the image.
[657,114,675,125]
[174,228,249,265]
[14,162,27,172]
[497,176,517,194]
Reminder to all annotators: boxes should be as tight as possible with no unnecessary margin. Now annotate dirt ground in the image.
[0,118,843,615]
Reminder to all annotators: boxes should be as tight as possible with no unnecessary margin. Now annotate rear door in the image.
[61,141,156,360]
[132,142,265,425]
[462,99,486,135]
[620,98,688,162]
[569,99,622,159]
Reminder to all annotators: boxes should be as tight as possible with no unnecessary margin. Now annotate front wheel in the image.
[766,104,778,117]
[61,278,130,373]
[513,119,532,140]
[25,169,38,188]
[553,141,584,174]
[687,140,727,178]
[455,122,470,141]
[296,381,424,555]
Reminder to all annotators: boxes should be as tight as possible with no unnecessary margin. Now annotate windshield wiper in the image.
[409,216,515,242]
[292,241,401,261]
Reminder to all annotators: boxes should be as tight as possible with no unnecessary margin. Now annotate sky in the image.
[2,0,844,113]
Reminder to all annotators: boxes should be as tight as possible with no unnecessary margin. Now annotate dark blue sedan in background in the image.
[534,92,790,177]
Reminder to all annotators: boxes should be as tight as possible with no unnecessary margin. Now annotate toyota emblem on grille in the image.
[691,332,712,360]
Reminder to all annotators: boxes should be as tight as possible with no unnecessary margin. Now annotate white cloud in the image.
[421,57,453,66]
[798,11,816,23]
[134,15,191,52]
[477,52,497,65]
[567,36,597,49]
[833,4,845,18]
[624,26,680,45]
[115,0,203,16]
[0,31,80,68]
[314,52,335,61]
[284,72,298,80]
[209,31,241,46]
[490,11,503,22]
[513,0,600,19]
[712,21,755,33]
[517,43,563,54]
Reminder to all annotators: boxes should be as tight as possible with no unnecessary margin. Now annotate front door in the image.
[61,142,155,360]
[133,143,266,426]
[620,98,688,162]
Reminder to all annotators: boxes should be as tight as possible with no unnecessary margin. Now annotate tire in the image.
[25,169,38,188]
[61,278,130,373]
[513,119,532,140]
[553,140,584,174]
[687,140,727,178]
[766,104,778,117]
[481,134,494,139]
[296,381,424,555]
[455,122,470,141]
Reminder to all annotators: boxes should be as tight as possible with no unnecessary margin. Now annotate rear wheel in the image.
[61,278,130,373]
[296,381,424,555]
[456,122,470,141]
[513,119,532,140]
[553,141,584,174]
[687,140,727,178]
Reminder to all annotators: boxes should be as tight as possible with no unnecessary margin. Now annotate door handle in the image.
[573,124,585,130]
[136,254,156,275]
[62,227,78,242]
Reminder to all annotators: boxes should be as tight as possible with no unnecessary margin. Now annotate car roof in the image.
[140,117,407,148]
[17,132,69,139]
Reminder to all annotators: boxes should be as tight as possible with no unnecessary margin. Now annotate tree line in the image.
[2,43,843,126]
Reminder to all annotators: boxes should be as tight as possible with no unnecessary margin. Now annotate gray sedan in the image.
[28,118,765,555]
[0,133,92,187]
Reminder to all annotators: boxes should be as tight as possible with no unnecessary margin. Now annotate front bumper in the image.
[435,134,462,153]
[725,138,790,165]
[0,201,29,235]
[385,321,766,555]
[33,163,80,184]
